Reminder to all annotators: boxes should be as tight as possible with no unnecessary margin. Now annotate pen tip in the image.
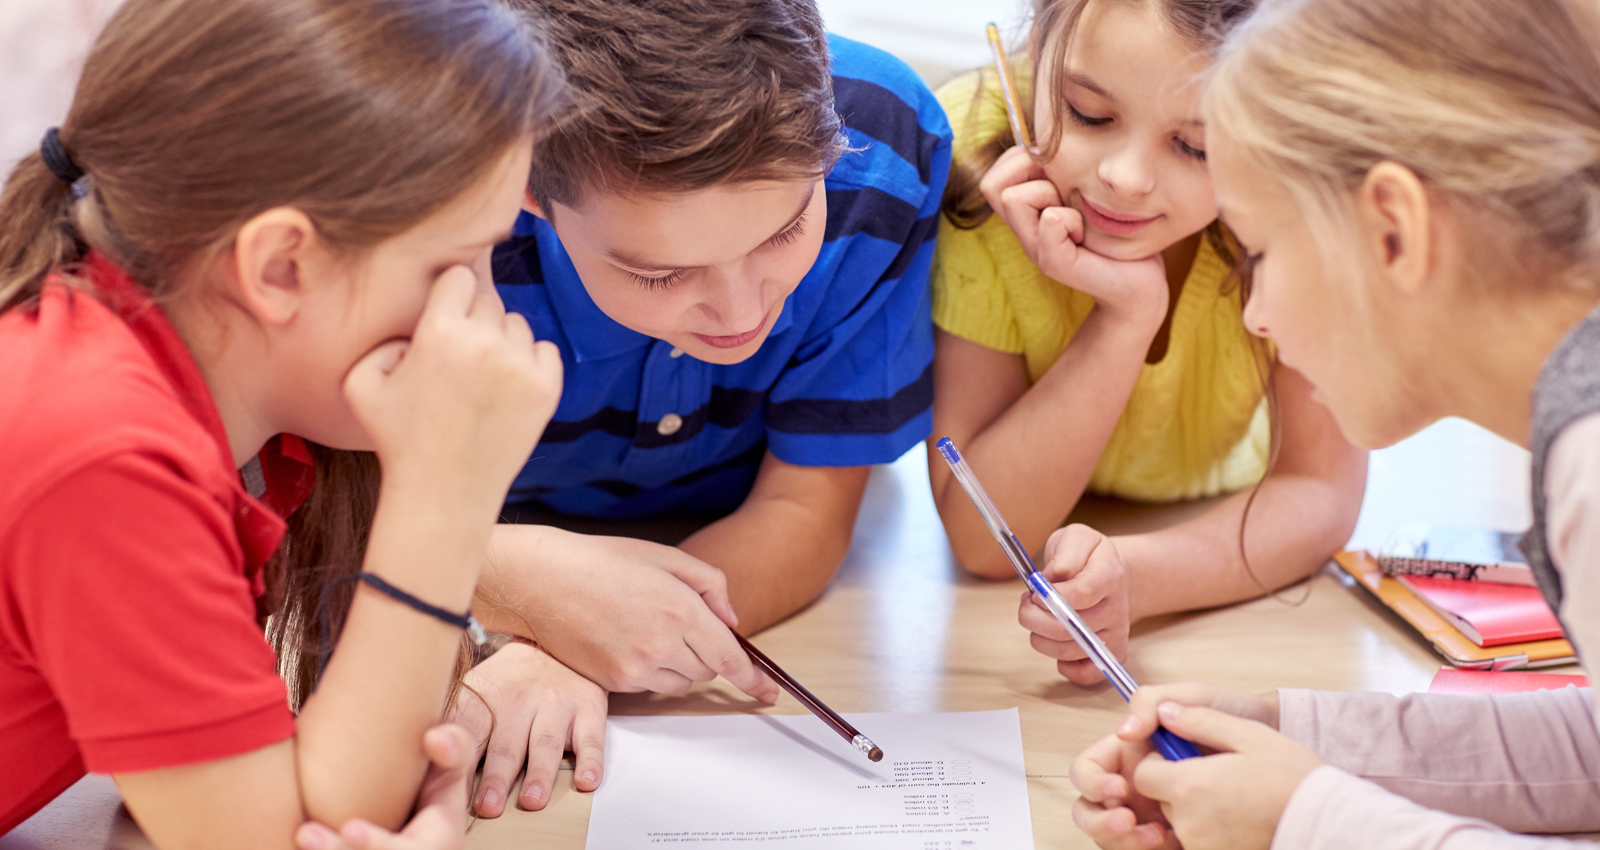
[868,747,883,762]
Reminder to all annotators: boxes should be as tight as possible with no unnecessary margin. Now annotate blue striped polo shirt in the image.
[492,34,953,519]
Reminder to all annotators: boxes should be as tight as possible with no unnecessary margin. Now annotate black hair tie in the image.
[40,128,85,184]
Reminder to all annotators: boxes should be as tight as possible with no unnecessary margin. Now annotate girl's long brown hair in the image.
[0,0,564,708]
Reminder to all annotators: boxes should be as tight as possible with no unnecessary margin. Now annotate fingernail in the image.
[581,770,596,786]
[1137,824,1164,848]
[1117,715,1140,735]
[296,828,326,850]
[523,784,545,804]
[1158,702,1181,723]
[481,788,500,811]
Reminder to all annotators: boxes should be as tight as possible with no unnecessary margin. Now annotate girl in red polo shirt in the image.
[0,0,565,847]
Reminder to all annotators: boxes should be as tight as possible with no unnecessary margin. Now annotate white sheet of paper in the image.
[584,708,1035,849]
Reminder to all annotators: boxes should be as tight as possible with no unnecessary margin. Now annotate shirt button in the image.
[657,413,684,436]
[669,347,685,358]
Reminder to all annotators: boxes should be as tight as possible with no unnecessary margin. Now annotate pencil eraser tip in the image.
[868,747,883,762]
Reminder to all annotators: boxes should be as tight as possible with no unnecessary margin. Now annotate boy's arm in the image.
[677,451,871,633]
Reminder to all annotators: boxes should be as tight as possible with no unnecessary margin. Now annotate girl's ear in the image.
[1356,162,1434,297]
[231,207,320,326]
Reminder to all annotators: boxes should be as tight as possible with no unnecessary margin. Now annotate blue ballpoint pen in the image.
[936,437,1202,761]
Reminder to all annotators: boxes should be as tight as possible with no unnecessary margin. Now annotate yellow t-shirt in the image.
[931,70,1271,502]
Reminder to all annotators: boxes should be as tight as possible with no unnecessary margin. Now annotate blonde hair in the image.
[1206,0,1600,287]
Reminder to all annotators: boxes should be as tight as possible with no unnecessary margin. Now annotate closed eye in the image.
[768,212,808,247]
[626,268,688,290]
[1176,137,1207,161]
[1065,101,1112,127]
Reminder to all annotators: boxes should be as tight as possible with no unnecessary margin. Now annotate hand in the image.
[1070,684,1281,849]
[1020,525,1131,684]
[294,725,475,850]
[978,145,1168,324]
[343,265,564,512]
[484,526,781,702]
[1129,702,1322,850]
[451,639,607,815]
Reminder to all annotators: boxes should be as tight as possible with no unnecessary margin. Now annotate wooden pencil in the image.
[735,632,884,762]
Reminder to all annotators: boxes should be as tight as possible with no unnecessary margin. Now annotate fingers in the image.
[1070,733,1134,805]
[996,179,1066,260]
[1119,684,1276,742]
[415,265,480,337]
[1041,525,1103,583]
[684,622,780,704]
[569,696,608,793]
[473,702,533,817]
[1071,798,1175,850]
[342,339,411,410]
[446,688,493,760]
[518,702,574,811]
[1152,702,1263,754]
[652,548,739,629]
[978,144,1049,212]
[417,724,476,814]
[1037,205,1085,271]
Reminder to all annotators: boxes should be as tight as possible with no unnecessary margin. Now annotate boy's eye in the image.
[1176,137,1207,161]
[626,269,688,290]
[1065,101,1111,127]
[768,212,808,248]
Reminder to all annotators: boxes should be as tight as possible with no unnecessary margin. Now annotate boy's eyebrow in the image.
[604,186,816,273]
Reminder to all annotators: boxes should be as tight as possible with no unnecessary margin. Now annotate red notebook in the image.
[1397,575,1564,647]
[1429,668,1588,695]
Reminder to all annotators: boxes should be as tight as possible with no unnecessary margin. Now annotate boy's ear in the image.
[524,189,549,220]
[231,207,320,326]
[1357,162,1434,298]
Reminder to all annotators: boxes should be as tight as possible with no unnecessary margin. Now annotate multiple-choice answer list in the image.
[584,709,1034,849]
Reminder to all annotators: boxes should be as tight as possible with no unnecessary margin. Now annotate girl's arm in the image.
[928,316,1160,579]
[1022,363,1365,682]
[115,270,563,846]
[1113,362,1367,618]
[928,145,1172,580]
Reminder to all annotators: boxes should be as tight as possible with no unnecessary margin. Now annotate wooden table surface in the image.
[5,420,1578,850]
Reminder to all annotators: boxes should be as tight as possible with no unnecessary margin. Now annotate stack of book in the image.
[1333,524,1574,670]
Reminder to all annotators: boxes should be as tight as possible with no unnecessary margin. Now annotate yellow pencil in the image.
[986,23,1034,151]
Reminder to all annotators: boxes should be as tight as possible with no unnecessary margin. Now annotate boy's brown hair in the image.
[509,0,846,210]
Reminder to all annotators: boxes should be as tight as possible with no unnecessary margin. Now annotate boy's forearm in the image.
[679,463,870,633]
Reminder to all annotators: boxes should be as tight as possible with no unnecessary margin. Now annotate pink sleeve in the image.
[1270,413,1600,848]
[1273,766,1600,850]
[1277,687,1600,835]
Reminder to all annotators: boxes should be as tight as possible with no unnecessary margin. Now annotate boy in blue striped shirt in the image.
[453,0,953,817]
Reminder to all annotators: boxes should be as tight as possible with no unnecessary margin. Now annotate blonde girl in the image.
[1071,0,1600,847]
[929,0,1367,683]
[0,0,566,846]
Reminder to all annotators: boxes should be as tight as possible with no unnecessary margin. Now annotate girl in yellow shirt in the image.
[928,0,1368,684]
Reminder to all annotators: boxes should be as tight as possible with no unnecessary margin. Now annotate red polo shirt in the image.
[0,256,311,832]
